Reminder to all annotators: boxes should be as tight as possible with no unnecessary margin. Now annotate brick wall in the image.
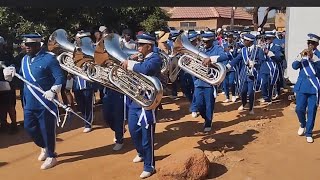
[216,18,253,28]
[167,18,218,30]
[167,18,252,30]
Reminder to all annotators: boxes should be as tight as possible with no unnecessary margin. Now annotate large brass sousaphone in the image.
[104,33,163,110]
[173,32,227,85]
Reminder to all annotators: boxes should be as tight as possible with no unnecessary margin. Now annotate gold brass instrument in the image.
[300,46,314,59]
[48,29,93,82]
[173,32,227,85]
[104,33,163,110]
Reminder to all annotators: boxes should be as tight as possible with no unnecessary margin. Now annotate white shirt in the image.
[122,38,137,50]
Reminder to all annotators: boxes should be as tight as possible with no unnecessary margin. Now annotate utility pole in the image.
[231,7,236,30]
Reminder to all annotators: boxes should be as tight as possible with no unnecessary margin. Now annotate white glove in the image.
[267,51,275,57]
[248,60,255,68]
[43,90,56,101]
[3,66,16,82]
[226,63,232,70]
[50,84,62,94]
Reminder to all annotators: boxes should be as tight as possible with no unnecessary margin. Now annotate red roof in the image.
[166,7,252,20]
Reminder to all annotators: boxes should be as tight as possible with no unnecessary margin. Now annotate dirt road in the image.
[1,91,320,180]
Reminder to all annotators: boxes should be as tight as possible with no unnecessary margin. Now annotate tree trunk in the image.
[230,7,236,30]
[252,7,259,31]
[259,7,279,29]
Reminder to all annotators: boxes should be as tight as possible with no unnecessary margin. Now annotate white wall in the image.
[285,7,320,84]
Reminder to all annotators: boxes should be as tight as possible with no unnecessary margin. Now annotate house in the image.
[162,7,253,31]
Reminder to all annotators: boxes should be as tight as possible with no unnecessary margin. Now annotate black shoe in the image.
[95,100,103,105]
[0,123,9,133]
[8,123,18,134]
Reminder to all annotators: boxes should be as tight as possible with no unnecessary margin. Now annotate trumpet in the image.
[300,47,313,58]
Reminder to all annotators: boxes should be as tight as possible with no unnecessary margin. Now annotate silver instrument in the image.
[246,45,259,77]
[158,51,170,75]
[48,29,93,82]
[104,33,163,110]
[48,29,122,93]
[173,32,227,85]
[168,53,182,82]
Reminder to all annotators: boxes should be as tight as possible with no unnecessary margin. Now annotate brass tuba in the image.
[48,29,93,82]
[173,32,227,85]
[104,33,163,110]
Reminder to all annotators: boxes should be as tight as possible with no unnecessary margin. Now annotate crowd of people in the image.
[1,23,320,179]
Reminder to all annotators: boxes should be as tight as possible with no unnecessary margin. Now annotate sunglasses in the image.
[138,43,149,46]
[307,41,317,45]
[25,42,40,47]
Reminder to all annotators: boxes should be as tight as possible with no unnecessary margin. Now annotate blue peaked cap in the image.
[307,33,320,42]
[22,33,42,43]
[136,33,156,44]
[243,33,256,42]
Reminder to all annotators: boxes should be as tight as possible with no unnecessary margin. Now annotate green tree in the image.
[140,8,169,32]
[0,7,169,43]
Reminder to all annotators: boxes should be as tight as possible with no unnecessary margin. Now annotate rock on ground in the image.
[156,148,210,180]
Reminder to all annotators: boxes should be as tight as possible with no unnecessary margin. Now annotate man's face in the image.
[20,43,26,53]
[25,42,41,56]
[243,39,252,47]
[124,34,131,42]
[94,32,102,40]
[137,43,152,56]
[308,40,318,50]
[227,36,234,43]
[266,37,274,44]
[203,39,213,49]
[191,39,198,46]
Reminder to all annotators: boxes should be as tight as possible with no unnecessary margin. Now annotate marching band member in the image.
[216,28,224,46]
[225,33,266,115]
[93,26,108,104]
[293,33,320,143]
[121,29,137,50]
[3,34,65,169]
[260,32,282,103]
[157,31,171,54]
[275,32,286,99]
[102,87,125,151]
[193,32,228,132]
[222,32,239,103]
[99,25,109,37]
[72,75,94,133]
[0,36,18,134]
[73,32,94,133]
[121,33,161,178]
[171,31,196,100]
[180,32,197,102]
[188,32,200,114]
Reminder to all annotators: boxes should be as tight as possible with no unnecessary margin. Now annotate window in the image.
[180,22,197,28]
